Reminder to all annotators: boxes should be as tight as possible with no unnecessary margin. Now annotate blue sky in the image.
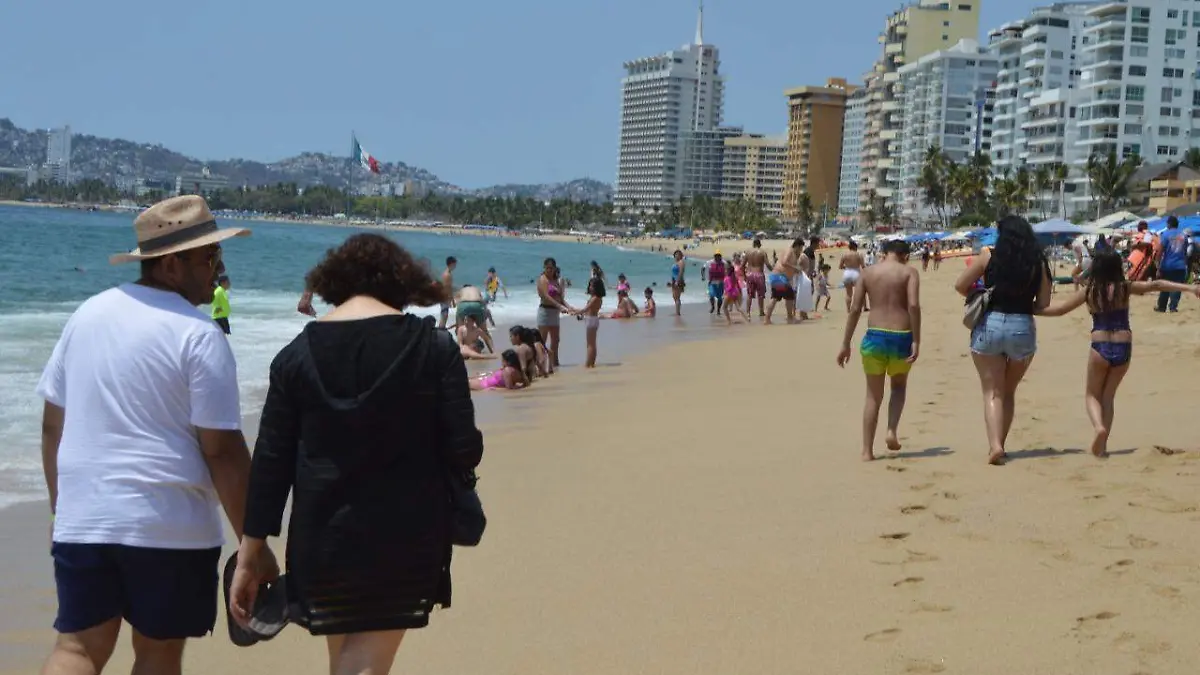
[2,0,1044,188]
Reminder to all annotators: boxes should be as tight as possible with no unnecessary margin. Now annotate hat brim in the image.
[109,227,250,265]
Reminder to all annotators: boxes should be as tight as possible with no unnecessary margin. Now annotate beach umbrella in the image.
[1031,219,1093,235]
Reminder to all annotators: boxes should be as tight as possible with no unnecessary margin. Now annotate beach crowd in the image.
[30,195,1198,675]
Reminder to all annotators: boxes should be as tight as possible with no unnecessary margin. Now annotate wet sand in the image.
[3,261,1200,674]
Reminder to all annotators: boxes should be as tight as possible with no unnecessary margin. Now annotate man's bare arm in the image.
[198,428,252,541]
[907,269,922,355]
[841,276,868,349]
[41,402,64,514]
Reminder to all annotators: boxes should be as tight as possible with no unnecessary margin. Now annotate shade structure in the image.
[1031,219,1094,235]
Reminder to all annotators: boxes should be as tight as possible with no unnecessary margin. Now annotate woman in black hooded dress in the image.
[230,233,484,674]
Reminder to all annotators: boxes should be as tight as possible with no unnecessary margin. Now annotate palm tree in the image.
[1184,147,1200,171]
[1032,165,1054,221]
[1086,150,1140,217]
[917,145,949,228]
[1051,162,1070,219]
[796,192,815,232]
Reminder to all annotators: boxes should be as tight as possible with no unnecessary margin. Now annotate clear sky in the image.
[3,0,1045,188]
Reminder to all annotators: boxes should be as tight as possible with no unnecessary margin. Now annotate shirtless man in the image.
[438,256,457,329]
[743,238,770,316]
[839,241,865,313]
[456,314,494,359]
[764,238,805,325]
[836,239,921,462]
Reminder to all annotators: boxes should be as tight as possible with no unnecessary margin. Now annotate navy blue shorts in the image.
[51,543,221,639]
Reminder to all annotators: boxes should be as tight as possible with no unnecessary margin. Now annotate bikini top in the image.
[1091,308,1131,333]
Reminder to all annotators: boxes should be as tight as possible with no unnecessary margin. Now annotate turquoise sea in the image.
[0,204,717,507]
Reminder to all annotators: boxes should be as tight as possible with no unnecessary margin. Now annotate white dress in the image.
[794,273,815,313]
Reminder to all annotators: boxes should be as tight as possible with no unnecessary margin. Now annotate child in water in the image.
[469,349,529,391]
[643,287,657,317]
[616,273,631,294]
[816,264,832,311]
[722,260,750,325]
[1037,249,1200,458]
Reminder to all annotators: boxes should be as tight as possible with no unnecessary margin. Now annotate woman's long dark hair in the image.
[1086,249,1129,314]
[990,215,1047,290]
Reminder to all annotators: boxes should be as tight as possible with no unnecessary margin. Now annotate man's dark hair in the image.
[792,237,805,249]
[1168,215,1179,229]
[809,236,820,247]
[752,238,762,248]
[883,239,911,257]
[446,256,457,266]
[218,275,230,284]
[848,241,859,251]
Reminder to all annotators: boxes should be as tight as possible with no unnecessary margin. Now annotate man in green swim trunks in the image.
[836,239,921,462]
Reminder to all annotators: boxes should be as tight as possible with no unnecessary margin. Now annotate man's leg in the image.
[120,546,220,675]
[885,372,908,452]
[42,620,122,675]
[1166,268,1186,311]
[862,374,886,461]
[130,631,186,675]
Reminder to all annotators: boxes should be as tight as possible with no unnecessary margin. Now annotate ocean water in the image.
[0,205,713,507]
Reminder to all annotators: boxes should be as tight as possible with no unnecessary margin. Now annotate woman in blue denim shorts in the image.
[955,216,1052,465]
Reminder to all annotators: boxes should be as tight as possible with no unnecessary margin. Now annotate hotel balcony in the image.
[1021,42,1047,57]
[1082,30,1126,52]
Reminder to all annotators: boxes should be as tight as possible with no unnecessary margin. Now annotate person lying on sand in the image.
[470,350,528,391]
[837,239,921,462]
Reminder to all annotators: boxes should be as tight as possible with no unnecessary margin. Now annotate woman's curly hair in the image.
[305,233,448,309]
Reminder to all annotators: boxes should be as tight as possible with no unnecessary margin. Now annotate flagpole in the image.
[348,132,354,219]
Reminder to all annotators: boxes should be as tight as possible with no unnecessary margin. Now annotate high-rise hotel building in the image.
[615,8,725,211]
[860,0,980,212]
[782,78,857,223]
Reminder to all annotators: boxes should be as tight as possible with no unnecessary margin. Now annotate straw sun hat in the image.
[109,195,250,265]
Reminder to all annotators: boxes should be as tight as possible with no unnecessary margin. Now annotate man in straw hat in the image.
[35,195,277,674]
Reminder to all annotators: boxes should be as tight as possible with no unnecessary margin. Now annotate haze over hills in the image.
[0,119,614,204]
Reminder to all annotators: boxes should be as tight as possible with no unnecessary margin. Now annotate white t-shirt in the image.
[37,283,242,549]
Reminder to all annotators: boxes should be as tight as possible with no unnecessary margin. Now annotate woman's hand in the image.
[229,538,280,627]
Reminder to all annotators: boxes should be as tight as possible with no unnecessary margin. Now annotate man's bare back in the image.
[745,249,768,273]
[841,251,864,270]
[860,260,918,332]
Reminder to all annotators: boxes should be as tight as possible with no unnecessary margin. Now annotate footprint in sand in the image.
[912,602,953,614]
[900,505,928,515]
[870,550,940,566]
[881,532,911,540]
[1084,494,1106,501]
[1105,559,1135,573]
[934,513,961,524]
[1077,611,1119,625]
[893,576,924,587]
[1151,584,1182,600]
[887,465,909,473]
[930,471,955,479]
[1086,518,1159,550]
[903,659,947,674]
[1127,496,1200,514]
[939,491,960,500]
[910,482,935,492]
[863,628,901,643]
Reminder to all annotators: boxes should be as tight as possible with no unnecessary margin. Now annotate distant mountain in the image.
[475,178,614,204]
[0,118,606,201]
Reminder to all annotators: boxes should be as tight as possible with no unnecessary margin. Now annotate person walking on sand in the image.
[955,215,1052,465]
[839,241,865,313]
[765,239,805,325]
[229,233,484,675]
[743,239,769,316]
[815,264,833,311]
[722,259,750,325]
[669,250,687,316]
[537,258,573,368]
[837,239,921,462]
[1126,221,1156,282]
[37,196,277,675]
[1035,249,1200,458]
[212,274,233,335]
[794,244,816,320]
[1154,216,1190,313]
[438,256,457,329]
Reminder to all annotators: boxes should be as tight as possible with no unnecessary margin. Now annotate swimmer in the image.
[537,258,574,368]
[607,289,640,319]
[580,275,604,368]
[1036,249,1200,458]
[642,287,657,317]
[839,241,865,313]
[722,260,750,325]
[438,256,457,329]
[616,273,631,294]
[743,239,769,317]
[837,239,921,462]
[703,250,727,314]
[456,314,495,360]
[484,267,507,303]
[669,250,687,316]
[469,349,528,391]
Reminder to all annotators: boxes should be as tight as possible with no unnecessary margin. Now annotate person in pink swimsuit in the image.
[722,260,750,325]
[470,350,528,391]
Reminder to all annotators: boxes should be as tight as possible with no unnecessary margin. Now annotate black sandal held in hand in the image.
[222,553,290,647]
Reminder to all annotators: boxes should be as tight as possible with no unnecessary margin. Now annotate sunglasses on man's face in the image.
[174,247,223,271]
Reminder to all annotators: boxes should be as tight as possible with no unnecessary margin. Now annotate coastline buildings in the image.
[721,134,788,218]
[782,78,857,224]
[837,89,870,216]
[43,125,72,183]
[175,165,229,196]
[860,0,980,212]
[987,3,1093,217]
[681,126,744,200]
[615,7,725,212]
[1069,0,1200,215]
[897,39,998,221]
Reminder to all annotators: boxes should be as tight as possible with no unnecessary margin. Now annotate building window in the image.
[1131,27,1150,43]
[1163,67,1185,79]
[1125,104,1144,116]
[1131,7,1151,24]
[1124,124,1143,135]
[1123,144,1141,158]
[942,34,949,41]
[1168,9,1178,19]
[1130,45,1149,57]
[958,3,972,9]
[1125,85,1145,101]
[1129,65,1147,76]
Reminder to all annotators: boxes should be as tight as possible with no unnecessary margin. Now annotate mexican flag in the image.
[352,134,381,174]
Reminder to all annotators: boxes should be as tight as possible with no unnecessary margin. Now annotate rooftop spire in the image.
[694,0,704,45]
